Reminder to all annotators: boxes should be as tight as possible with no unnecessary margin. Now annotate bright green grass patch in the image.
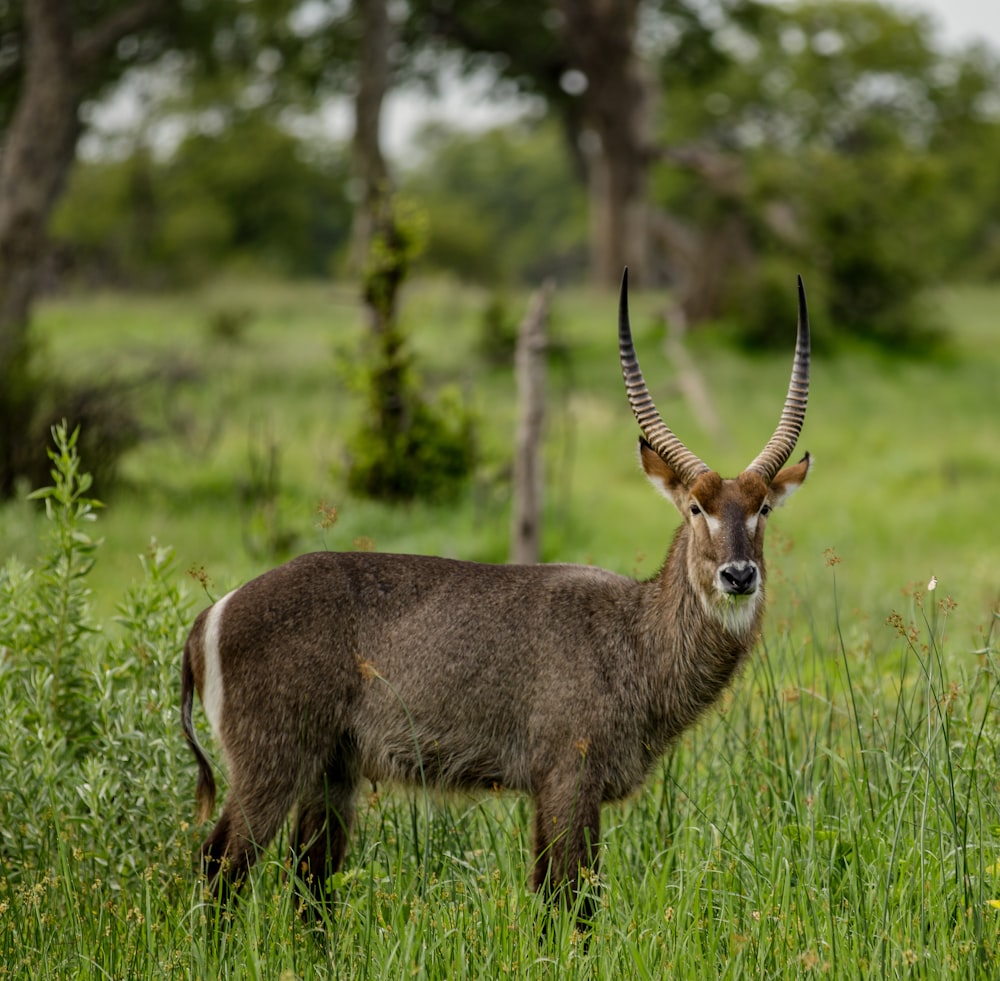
[1,280,999,977]
[2,428,1000,978]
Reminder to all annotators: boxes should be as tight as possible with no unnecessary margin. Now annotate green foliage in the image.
[239,424,300,561]
[167,114,351,277]
[719,149,947,353]
[362,197,430,321]
[477,292,520,366]
[719,256,829,351]
[801,153,946,351]
[51,114,353,286]
[0,424,193,883]
[348,199,477,504]
[403,121,587,284]
[0,333,45,498]
[39,0,1000,307]
[35,376,147,492]
[0,1,241,129]
[655,0,1000,349]
[347,383,476,503]
[926,47,1000,280]
[0,332,155,500]
[15,425,105,756]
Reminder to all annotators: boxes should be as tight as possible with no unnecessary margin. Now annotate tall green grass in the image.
[2,418,999,977]
[2,279,998,976]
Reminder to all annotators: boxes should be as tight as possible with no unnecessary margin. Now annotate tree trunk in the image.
[0,0,166,495]
[557,0,653,287]
[0,0,79,355]
[351,0,407,457]
[349,0,393,273]
[0,0,80,494]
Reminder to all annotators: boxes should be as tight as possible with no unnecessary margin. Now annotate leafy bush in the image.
[477,292,520,367]
[718,151,949,353]
[402,121,588,284]
[0,344,151,500]
[347,198,477,504]
[0,423,193,881]
[346,384,476,503]
[802,153,948,353]
[719,256,831,352]
[51,114,353,286]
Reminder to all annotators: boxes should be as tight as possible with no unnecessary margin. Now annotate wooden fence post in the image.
[510,280,554,564]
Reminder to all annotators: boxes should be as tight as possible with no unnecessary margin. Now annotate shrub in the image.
[347,197,476,503]
[477,293,519,368]
[346,383,476,504]
[720,256,831,352]
[0,341,146,501]
[0,423,193,879]
[724,150,950,353]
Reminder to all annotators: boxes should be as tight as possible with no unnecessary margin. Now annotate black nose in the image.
[720,564,757,595]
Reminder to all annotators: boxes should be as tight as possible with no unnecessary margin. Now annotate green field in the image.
[1,277,999,977]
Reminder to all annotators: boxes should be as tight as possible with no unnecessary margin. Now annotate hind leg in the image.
[291,744,361,907]
[200,772,301,903]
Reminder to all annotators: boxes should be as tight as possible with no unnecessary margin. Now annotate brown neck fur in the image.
[639,522,762,743]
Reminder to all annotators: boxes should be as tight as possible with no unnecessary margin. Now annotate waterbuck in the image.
[181,270,811,913]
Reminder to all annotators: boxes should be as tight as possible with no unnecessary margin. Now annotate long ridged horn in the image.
[619,268,709,486]
[745,276,811,482]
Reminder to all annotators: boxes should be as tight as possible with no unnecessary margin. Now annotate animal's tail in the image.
[181,634,217,824]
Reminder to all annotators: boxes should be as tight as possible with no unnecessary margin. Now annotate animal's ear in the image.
[766,452,812,509]
[639,438,689,513]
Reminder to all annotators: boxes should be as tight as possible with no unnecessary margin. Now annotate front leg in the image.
[531,762,602,921]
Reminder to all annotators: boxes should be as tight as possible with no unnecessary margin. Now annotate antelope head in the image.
[619,269,811,629]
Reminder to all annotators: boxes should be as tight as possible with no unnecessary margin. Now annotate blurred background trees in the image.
[1,0,999,496]
[0,0,309,494]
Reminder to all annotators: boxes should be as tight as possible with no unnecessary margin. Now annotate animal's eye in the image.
[689,504,701,516]
[760,504,772,517]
